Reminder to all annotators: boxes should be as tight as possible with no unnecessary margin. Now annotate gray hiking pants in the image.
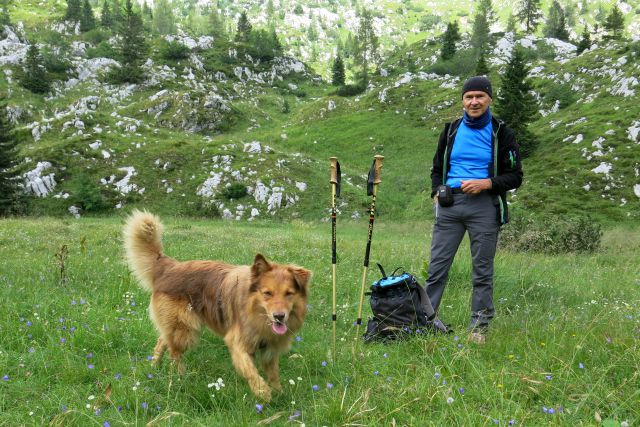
[425,191,500,330]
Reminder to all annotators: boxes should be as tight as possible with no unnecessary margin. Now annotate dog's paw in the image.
[251,380,272,402]
[270,382,283,392]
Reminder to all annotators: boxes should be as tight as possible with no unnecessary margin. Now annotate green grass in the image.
[1,216,638,426]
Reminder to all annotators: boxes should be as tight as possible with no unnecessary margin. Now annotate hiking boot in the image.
[468,331,486,344]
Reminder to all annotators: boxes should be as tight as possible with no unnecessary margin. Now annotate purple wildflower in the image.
[147,355,153,361]
[141,402,148,410]
[383,353,388,358]
[95,409,102,415]
[104,422,111,427]
[545,375,552,380]
[435,372,441,380]
[26,321,32,326]
[312,384,319,391]
[87,353,93,359]
[509,420,515,425]
[28,347,35,353]
[255,404,263,413]
[3,375,8,381]
[327,383,334,389]
[459,388,465,394]
[295,336,302,342]
[579,363,584,369]
[543,406,548,413]
[321,361,327,367]
[373,370,379,376]
[288,410,301,421]
[147,374,153,379]
[88,364,95,369]
[549,408,555,414]
[60,338,66,343]
[114,373,122,380]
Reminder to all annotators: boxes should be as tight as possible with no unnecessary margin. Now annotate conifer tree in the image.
[331,54,345,86]
[20,43,50,94]
[270,28,281,54]
[495,47,538,157]
[506,13,517,34]
[543,0,569,41]
[208,3,225,39]
[604,5,625,40]
[100,0,112,28]
[355,8,378,84]
[113,0,146,83]
[477,0,496,25]
[0,0,11,26]
[152,0,175,35]
[475,52,490,76]
[471,14,489,52]
[515,0,543,34]
[235,11,252,42]
[440,20,460,61]
[80,0,96,32]
[65,0,82,21]
[0,99,22,216]
[112,0,122,28]
[576,25,591,55]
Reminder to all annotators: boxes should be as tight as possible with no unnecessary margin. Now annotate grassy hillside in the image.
[2,0,640,226]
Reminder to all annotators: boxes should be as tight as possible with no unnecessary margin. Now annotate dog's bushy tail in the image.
[123,209,164,291]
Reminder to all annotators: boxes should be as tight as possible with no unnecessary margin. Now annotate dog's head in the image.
[249,254,311,336]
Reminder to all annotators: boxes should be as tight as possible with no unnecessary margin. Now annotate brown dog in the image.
[122,210,311,401]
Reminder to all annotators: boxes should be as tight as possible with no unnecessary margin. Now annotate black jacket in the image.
[430,116,523,224]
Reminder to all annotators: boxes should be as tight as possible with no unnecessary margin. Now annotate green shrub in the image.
[220,182,248,200]
[159,40,190,61]
[86,41,119,59]
[543,82,577,109]
[70,174,109,212]
[419,14,440,31]
[335,83,366,97]
[82,28,110,45]
[428,49,477,77]
[499,215,602,254]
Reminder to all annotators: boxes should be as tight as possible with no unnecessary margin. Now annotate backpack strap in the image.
[376,263,387,279]
[416,283,436,320]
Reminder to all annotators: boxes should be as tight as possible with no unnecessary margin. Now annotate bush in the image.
[70,174,108,212]
[220,182,247,200]
[499,215,602,254]
[543,82,577,109]
[86,41,119,59]
[428,49,477,77]
[82,28,110,45]
[419,14,441,31]
[335,83,366,97]
[159,40,190,61]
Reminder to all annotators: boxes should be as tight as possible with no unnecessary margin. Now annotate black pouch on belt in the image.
[436,184,454,207]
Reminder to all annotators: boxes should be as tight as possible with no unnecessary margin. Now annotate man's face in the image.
[463,91,492,118]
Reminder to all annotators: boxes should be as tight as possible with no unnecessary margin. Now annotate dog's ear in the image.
[289,266,312,296]
[252,253,272,277]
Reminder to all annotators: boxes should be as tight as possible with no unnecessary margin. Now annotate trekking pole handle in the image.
[372,155,384,184]
[330,157,339,184]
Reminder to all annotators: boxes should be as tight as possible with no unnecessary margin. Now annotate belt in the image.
[451,187,465,194]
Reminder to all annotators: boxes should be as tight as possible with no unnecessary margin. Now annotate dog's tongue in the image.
[272,322,288,335]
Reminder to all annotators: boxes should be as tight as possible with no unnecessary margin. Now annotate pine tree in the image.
[111,0,122,28]
[506,12,517,34]
[470,12,490,53]
[152,0,175,35]
[440,20,460,61]
[65,0,82,21]
[475,52,490,76]
[576,25,591,55]
[477,0,496,25]
[331,54,345,86]
[270,28,281,54]
[112,0,146,83]
[20,43,50,94]
[495,47,538,157]
[208,3,225,39]
[235,11,252,42]
[515,0,543,34]
[100,0,112,28]
[543,0,569,41]
[604,5,625,40]
[0,0,11,26]
[80,0,96,32]
[356,9,378,84]
[0,99,23,215]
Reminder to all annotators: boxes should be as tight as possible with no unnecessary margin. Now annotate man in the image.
[425,76,523,344]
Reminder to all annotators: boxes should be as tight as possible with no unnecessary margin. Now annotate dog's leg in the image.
[152,337,167,366]
[225,333,272,402]
[166,326,198,375]
[260,353,282,392]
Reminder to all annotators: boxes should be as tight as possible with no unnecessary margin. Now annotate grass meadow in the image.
[0,215,638,426]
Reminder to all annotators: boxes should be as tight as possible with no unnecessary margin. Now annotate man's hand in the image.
[460,178,492,195]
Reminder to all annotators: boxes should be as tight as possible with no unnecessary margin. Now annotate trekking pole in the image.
[355,155,384,341]
[330,156,341,360]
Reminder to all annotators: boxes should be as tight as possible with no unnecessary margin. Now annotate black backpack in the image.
[363,264,449,342]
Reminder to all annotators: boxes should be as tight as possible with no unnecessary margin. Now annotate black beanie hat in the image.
[462,76,492,98]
